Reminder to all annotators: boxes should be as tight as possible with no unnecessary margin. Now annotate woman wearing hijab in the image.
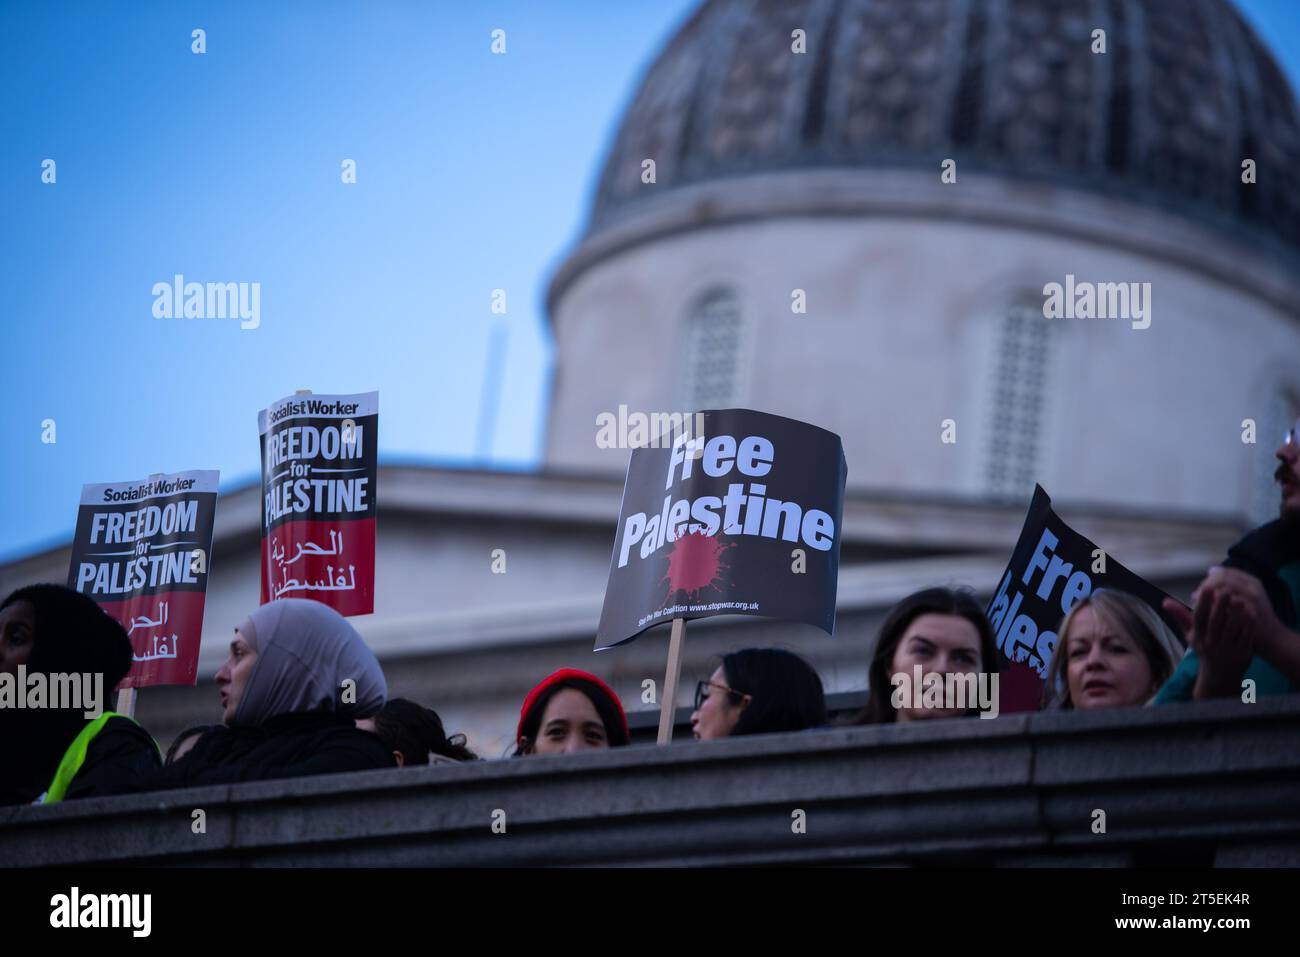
[111,598,394,793]
[0,584,162,805]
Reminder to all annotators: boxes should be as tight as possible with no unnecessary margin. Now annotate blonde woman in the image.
[1045,589,1184,710]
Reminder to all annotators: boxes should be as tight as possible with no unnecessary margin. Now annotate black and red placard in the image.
[67,470,219,688]
[258,391,377,616]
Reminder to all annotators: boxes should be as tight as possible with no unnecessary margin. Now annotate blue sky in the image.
[1,0,1297,562]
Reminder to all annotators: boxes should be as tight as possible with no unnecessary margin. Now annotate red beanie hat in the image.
[516,668,630,744]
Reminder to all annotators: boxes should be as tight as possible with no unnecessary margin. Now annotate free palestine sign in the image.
[987,484,1185,711]
[596,409,847,650]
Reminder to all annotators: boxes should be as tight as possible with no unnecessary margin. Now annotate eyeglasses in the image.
[694,679,749,711]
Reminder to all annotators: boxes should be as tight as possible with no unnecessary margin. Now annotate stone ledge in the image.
[5,695,1299,867]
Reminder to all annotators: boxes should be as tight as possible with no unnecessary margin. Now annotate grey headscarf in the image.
[232,599,386,727]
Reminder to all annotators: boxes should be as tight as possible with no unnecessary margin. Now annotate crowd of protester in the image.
[1,421,1296,806]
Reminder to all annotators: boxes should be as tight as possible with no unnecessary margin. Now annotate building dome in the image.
[589,0,1300,261]
[546,0,1300,523]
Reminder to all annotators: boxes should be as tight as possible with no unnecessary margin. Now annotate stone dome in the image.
[588,0,1300,261]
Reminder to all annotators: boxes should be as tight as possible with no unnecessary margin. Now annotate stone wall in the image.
[6,695,1299,867]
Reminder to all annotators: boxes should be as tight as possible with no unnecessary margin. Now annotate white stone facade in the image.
[546,169,1300,520]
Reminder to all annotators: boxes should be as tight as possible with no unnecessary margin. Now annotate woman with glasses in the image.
[690,648,827,740]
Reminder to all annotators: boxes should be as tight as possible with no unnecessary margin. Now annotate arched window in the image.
[678,287,747,411]
[1251,387,1300,523]
[984,302,1059,500]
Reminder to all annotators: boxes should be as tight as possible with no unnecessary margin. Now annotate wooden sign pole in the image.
[115,469,168,720]
[115,686,136,719]
[656,617,688,745]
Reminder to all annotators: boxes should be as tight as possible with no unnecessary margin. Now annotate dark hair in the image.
[2,583,133,689]
[513,678,630,756]
[852,587,999,725]
[0,584,135,803]
[716,647,827,736]
[164,724,224,766]
[372,698,478,764]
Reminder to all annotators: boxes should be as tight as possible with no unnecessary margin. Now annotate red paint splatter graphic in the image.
[663,530,733,598]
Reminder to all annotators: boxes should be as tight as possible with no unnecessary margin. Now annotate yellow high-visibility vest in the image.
[41,712,152,804]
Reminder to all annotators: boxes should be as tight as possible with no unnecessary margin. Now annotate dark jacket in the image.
[1,713,161,805]
[110,711,395,794]
[1223,519,1300,626]
[63,715,163,800]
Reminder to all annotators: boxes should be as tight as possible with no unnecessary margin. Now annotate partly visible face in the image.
[215,631,258,725]
[1276,419,1300,519]
[1064,605,1156,710]
[527,688,609,755]
[690,666,747,740]
[888,613,983,722]
[0,600,35,676]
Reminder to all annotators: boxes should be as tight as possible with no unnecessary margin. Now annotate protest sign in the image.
[259,390,377,616]
[988,484,1185,712]
[67,470,219,689]
[595,409,846,740]
[597,409,846,650]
